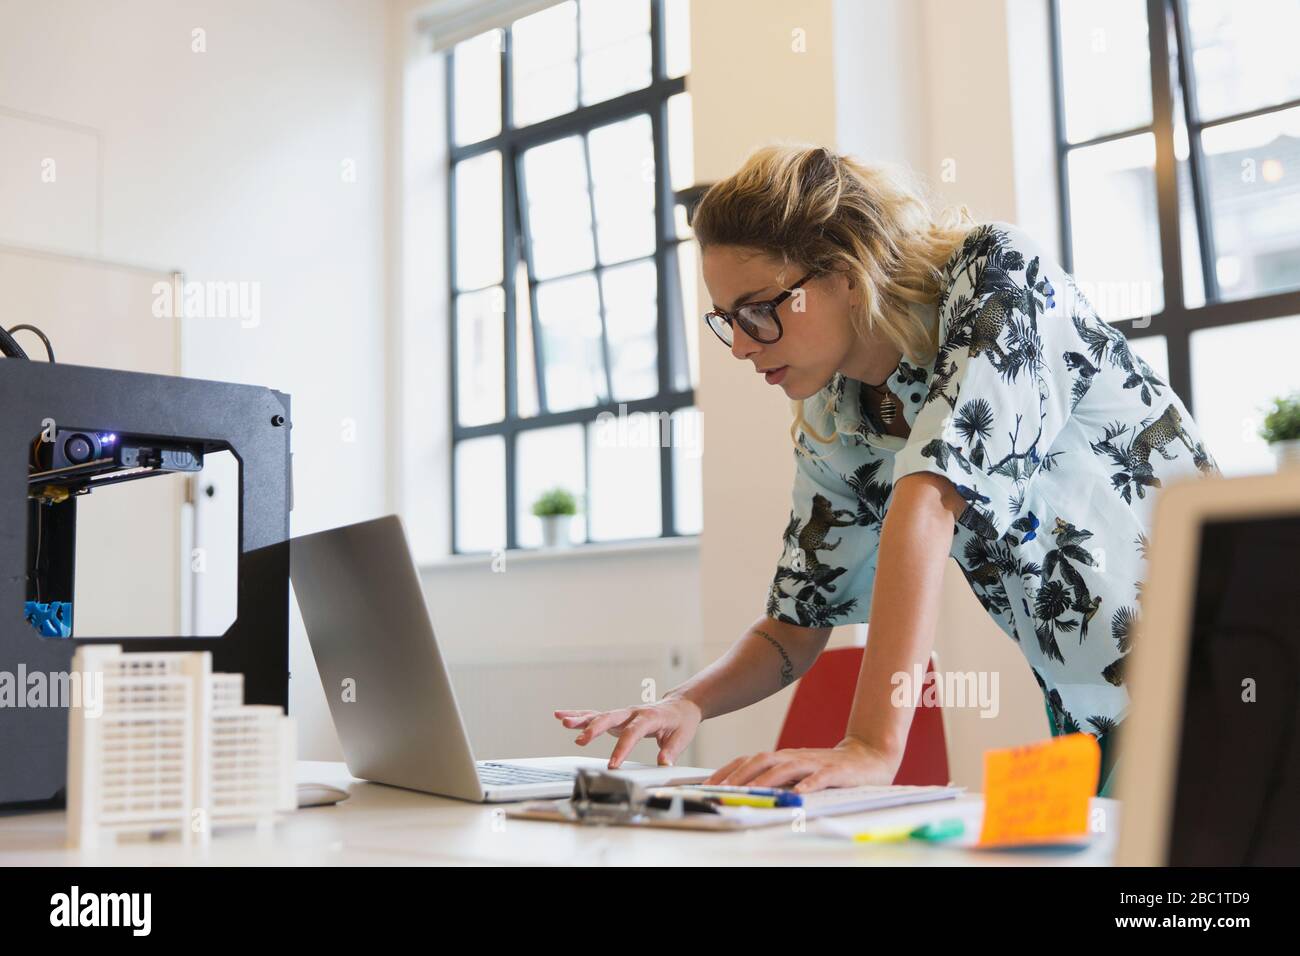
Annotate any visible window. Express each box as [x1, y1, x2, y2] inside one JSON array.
[[447, 0, 700, 552], [1050, 0, 1300, 474]]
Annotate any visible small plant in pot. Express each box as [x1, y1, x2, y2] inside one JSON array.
[[1259, 392, 1300, 470], [532, 487, 580, 548]]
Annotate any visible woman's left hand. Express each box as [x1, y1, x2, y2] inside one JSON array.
[[704, 737, 898, 793]]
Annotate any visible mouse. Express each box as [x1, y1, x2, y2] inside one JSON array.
[[297, 782, 350, 808]]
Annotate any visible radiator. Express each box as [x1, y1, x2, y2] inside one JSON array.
[[445, 643, 695, 767]]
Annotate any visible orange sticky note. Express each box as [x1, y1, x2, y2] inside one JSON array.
[[977, 733, 1100, 848]]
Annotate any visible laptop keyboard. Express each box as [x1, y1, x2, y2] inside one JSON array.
[[476, 761, 576, 786]]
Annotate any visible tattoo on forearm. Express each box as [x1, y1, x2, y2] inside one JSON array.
[[754, 629, 795, 688]]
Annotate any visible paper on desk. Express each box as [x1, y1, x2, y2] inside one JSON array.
[[506, 796, 799, 830], [507, 784, 963, 831]]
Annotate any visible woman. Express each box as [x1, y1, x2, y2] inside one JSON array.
[[554, 144, 1219, 797]]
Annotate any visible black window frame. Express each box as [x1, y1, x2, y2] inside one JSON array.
[[1048, 0, 1300, 415], [446, 0, 698, 554]]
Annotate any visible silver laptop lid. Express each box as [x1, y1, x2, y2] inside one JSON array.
[[290, 515, 484, 800]]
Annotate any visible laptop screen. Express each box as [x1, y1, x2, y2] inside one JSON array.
[[1165, 511, 1300, 865]]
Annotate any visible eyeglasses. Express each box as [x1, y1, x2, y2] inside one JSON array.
[[703, 271, 818, 347]]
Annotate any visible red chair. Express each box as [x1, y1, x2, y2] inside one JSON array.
[[775, 646, 949, 785]]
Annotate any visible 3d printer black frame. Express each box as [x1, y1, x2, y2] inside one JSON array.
[[0, 360, 292, 810]]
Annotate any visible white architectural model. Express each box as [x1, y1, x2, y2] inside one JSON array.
[[67, 644, 295, 848]]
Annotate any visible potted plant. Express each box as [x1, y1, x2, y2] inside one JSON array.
[[531, 487, 579, 548], [1259, 392, 1300, 470]]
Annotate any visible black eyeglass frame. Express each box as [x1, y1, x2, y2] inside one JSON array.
[[703, 270, 819, 346]]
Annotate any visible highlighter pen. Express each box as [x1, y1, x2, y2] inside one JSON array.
[[679, 784, 788, 796], [852, 826, 915, 843], [667, 785, 804, 806], [658, 786, 803, 808], [712, 795, 781, 808], [849, 819, 965, 843], [909, 819, 965, 842]]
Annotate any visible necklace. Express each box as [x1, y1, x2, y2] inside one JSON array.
[[864, 377, 898, 425]]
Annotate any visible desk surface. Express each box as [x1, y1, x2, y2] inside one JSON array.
[[0, 761, 1119, 866]]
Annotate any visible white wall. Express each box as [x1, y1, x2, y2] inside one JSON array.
[[0, 0, 393, 758], [392, 0, 450, 568], [833, 0, 929, 168], [420, 540, 702, 764]]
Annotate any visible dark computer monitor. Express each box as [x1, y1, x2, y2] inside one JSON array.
[[1117, 471, 1300, 865]]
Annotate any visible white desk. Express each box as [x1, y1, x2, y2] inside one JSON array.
[[0, 761, 1119, 866]]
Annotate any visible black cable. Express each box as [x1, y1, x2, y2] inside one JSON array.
[[0, 325, 28, 359], [7, 324, 54, 362]]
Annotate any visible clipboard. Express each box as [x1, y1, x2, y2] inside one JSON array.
[[504, 768, 964, 831]]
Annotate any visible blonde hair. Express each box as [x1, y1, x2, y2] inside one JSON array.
[[691, 143, 976, 446]]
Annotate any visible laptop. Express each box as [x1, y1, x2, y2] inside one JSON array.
[[289, 515, 714, 802], [1115, 468, 1300, 865]]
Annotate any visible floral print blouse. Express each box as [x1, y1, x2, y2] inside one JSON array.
[[767, 220, 1220, 740]]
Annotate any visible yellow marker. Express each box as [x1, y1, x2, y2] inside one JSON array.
[[660, 789, 788, 809], [713, 795, 780, 808], [850, 826, 916, 843]]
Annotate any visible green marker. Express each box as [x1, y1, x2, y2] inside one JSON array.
[[908, 819, 965, 842]]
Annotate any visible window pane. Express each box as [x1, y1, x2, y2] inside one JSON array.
[[1058, 0, 1152, 143], [663, 0, 691, 78], [675, 240, 700, 390], [453, 30, 502, 146], [588, 413, 662, 540], [579, 0, 651, 106], [454, 151, 503, 291], [454, 436, 506, 553], [1190, 314, 1300, 476], [514, 257, 539, 418], [1172, 42, 1206, 309], [1200, 105, 1300, 301], [456, 287, 505, 426], [536, 273, 607, 411], [1185, 0, 1300, 121], [1127, 334, 1169, 384], [588, 114, 656, 265], [1067, 133, 1164, 321], [1176, 157, 1206, 309], [521, 135, 596, 279], [516, 425, 586, 548], [512, 1, 578, 127], [667, 91, 694, 193], [602, 259, 658, 401], [672, 407, 703, 535]]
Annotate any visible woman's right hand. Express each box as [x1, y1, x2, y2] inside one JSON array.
[[553, 695, 703, 769]]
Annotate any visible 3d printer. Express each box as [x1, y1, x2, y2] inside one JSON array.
[[1, 325, 293, 810]]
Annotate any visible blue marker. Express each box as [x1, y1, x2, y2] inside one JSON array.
[[666, 784, 804, 807]]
